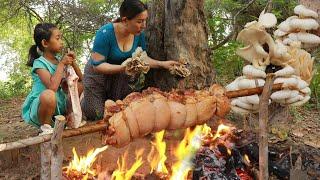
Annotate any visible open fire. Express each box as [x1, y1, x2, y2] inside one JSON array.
[[63, 146, 108, 179], [64, 122, 258, 180]]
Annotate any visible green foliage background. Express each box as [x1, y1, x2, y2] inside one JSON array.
[[0, 0, 319, 108]]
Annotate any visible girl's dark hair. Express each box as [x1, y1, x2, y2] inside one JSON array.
[[114, 0, 148, 23], [27, 23, 57, 67]]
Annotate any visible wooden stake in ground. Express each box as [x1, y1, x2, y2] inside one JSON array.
[[40, 141, 51, 180], [259, 74, 275, 180], [51, 115, 66, 180]]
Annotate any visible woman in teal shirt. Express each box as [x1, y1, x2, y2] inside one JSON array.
[[81, 0, 178, 120]]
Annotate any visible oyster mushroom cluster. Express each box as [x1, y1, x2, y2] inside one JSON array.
[[274, 5, 320, 49], [122, 47, 150, 77], [226, 65, 267, 113], [271, 5, 318, 84], [236, 10, 279, 70], [271, 66, 311, 106], [169, 58, 191, 78], [123, 47, 191, 78], [228, 5, 318, 114]]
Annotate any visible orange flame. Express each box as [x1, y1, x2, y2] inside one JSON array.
[[112, 149, 144, 180], [147, 130, 168, 174], [170, 125, 204, 179], [93, 123, 234, 179], [64, 145, 108, 178], [170, 123, 234, 179], [244, 154, 251, 164], [212, 124, 232, 140]]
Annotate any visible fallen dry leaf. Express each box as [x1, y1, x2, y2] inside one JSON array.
[[291, 129, 304, 138]]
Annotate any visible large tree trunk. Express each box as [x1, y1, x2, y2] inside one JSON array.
[[145, 0, 215, 90]]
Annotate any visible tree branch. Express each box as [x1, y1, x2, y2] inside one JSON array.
[[19, 1, 43, 22], [265, 0, 273, 13], [210, 0, 256, 50]]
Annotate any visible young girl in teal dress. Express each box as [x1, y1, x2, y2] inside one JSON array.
[[22, 23, 83, 128]]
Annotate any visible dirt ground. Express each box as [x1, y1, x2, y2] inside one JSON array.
[[0, 97, 319, 179]]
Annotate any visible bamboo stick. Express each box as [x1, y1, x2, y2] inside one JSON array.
[[259, 74, 275, 180], [0, 122, 107, 152], [51, 115, 66, 180]]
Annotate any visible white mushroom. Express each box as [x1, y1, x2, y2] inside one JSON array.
[[294, 5, 318, 19], [231, 98, 258, 111], [288, 32, 320, 44], [272, 39, 291, 66], [290, 95, 310, 107], [242, 65, 267, 78], [231, 105, 251, 114], [300, 87, 311, 95], [274, 65, 295, 77], [289, 18, 319, 31], [225, 76, 245, 91], [302, 43, 319, 49], [286, 95, 304, 104], [259, 10, 277, 28], [236, 24, 276, 69], [271, 90, 299, 101], [246, 95, 260, 105], [278, 16, 298, 32], [295, 77, 309, 89], [274, 29, 288, 38], [236, 46, 269, 69], [238, 78, 265, 89], [274, 77, 298, 87], [282, 37, 297, 46]]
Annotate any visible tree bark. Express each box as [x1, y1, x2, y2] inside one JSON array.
[[145, 0, 215, 90], [51, 115, 66, 180]]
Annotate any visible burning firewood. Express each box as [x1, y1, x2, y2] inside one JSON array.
[[63, 145, 109, 180]]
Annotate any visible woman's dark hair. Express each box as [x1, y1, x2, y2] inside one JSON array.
[[27, 23, 57, 67], [114, 0, 148, 22]]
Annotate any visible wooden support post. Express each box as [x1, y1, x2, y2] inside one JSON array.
[[51, 115, 66, 180], [41, 142, 51, 180], [259, 74, 275, 180]]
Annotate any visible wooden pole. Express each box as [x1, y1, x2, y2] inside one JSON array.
[[40, 142, 51, 180], [259, 74, 275, 180], [51, 115, 66, 180], [0, 122, 107, 152]]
